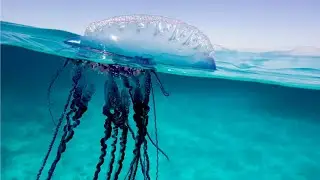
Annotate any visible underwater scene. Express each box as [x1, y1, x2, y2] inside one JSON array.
[[1, 14, 320, 180]]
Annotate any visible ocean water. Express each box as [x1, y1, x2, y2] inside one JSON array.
[[1, 21, 320, 180]]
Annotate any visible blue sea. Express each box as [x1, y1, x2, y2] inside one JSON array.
[[1, 21, 320, 180]]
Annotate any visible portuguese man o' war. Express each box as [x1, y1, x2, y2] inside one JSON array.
[[36, 14, 216, 180]]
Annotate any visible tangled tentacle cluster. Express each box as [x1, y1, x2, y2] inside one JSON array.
[[126, 72, 152, 180], [113, 89, 131, 180], [94, 77, 132, 180], [39, 58, 170, 180]]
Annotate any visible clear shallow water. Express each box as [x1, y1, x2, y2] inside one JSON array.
[[1, 21, 320, 180], [1, 21, 320, 90]]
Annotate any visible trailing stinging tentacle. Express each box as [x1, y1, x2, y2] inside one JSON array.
[[143, 140, 151, 180], [47, 59, 70, 126], [46, 67, 83, 180], [93, 114, 112, 180], [114, 127, 128, 180], [106, 126, 119, 180], [36, 85, 73, 180]]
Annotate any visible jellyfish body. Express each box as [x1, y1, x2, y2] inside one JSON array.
[[37, 14, 216, 180]]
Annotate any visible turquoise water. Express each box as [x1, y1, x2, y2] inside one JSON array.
[[1, 21, 320, 180]]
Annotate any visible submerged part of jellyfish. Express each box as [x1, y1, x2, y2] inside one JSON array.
[[36, 14, 216, 180]]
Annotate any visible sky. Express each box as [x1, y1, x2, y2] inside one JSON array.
[[1, 0, 320, 51]]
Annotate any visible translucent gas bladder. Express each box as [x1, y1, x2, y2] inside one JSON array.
[[82, 14, 216, 71]]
